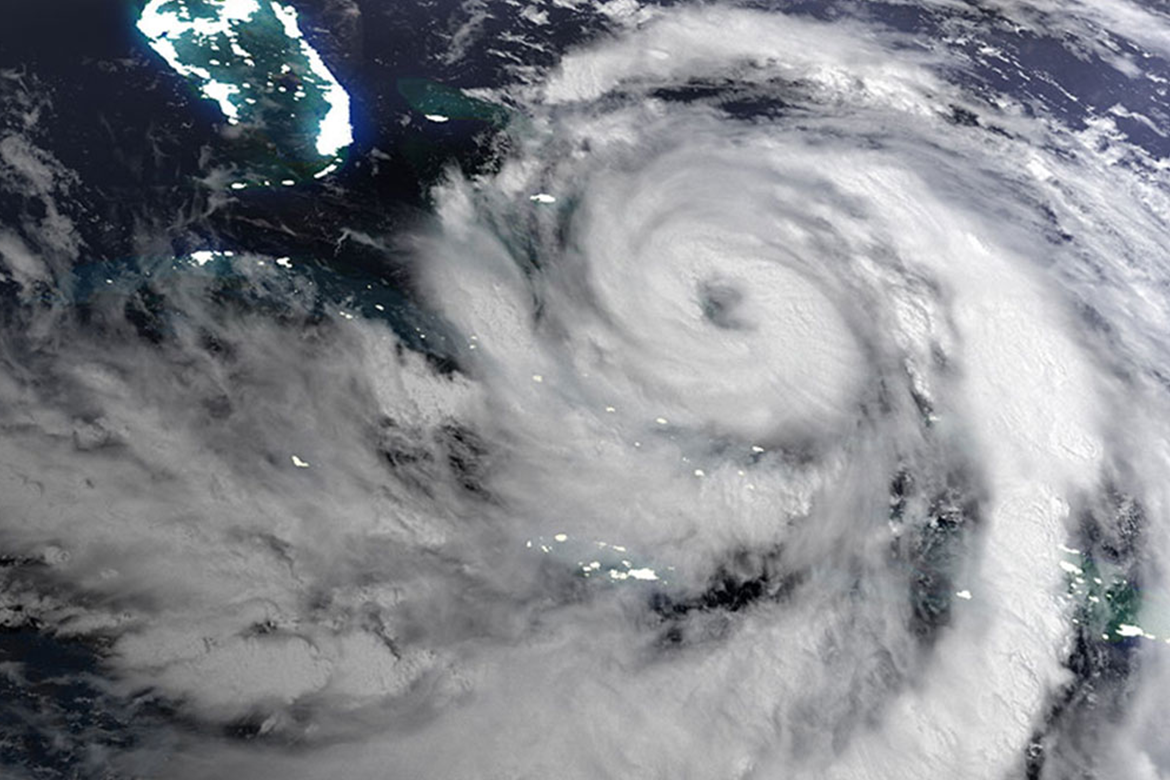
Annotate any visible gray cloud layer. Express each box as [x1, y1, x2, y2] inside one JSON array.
[[3, 2, 1170, 778]]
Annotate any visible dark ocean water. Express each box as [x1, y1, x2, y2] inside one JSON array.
[[4, 1, 1170, 778]]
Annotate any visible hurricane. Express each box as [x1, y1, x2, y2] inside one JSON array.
[[2, 1, 1170, 778]]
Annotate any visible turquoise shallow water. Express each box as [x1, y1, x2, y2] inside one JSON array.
[[3, 1, 1170, 778]]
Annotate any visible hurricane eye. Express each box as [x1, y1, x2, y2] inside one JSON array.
[[699, 280, 749, 330]]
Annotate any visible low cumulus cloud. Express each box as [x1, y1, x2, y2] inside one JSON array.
[[3, 3, 1170, 779]]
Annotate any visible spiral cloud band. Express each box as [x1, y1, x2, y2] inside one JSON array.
[[3, 0, 1170, 778]]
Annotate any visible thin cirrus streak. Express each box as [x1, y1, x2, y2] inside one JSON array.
[[1, 1, 1170, 779]]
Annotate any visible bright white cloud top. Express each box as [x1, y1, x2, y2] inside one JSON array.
[[3, 0, 1170, 778]]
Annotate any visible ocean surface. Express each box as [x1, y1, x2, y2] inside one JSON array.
[[3, 1, 1170, 778]]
